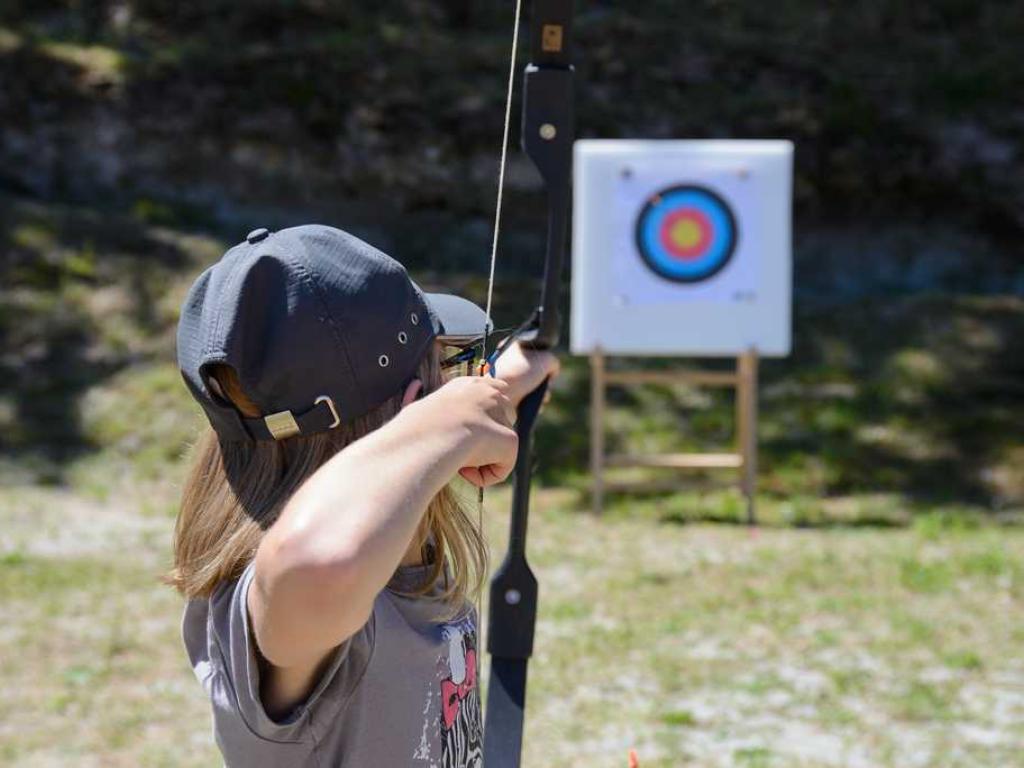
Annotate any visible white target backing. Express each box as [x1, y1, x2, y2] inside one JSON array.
[[571, 139, 793, 357]]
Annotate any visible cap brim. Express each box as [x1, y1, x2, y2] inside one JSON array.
[[423, 292, 491, 344]]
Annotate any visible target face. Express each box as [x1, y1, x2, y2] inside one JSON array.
[[634, 185, 738, 283]]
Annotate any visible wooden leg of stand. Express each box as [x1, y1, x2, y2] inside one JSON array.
[[738, 349, 759, 525], [590, 350, 606, 515], [736, 354, 748, 522]]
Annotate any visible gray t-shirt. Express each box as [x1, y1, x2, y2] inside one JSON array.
[[183, 561, 483, 767]]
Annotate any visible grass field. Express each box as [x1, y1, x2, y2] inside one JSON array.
[[2, 471, 1022, 767]]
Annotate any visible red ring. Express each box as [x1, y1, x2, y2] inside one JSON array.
[[659, 208, 712, 261]]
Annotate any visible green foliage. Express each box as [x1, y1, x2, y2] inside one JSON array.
[[895, 681, 956, 722], [131, 199, 177, 227], [899, 557, 954, 594], [0, 4, 1022, 516], [540, 295, 1024, 514], [659, 709, 698, 727], [734, 747, 776, 767], [944, 650, 984, 671], [1, 0, 1022, 246]]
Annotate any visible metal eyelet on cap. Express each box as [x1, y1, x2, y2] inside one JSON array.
[[410, 313, 419, 325], [378, 354, 390, 367], [398, 331, 408, 344]]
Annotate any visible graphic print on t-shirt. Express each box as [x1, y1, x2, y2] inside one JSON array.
[[439, 616, 482, 768]]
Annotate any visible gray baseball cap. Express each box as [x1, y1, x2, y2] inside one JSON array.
[[176, 224, 489, 442]]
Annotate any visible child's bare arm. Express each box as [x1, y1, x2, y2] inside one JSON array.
[[247, 376, 516, 714], [491, 340, 560, 404]]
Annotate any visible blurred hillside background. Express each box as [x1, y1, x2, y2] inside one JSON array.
[[1, 2, 1022, 766], [2, 0, 1023, 508]]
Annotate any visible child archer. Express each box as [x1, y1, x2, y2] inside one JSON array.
[[170, 224, 558, 767]]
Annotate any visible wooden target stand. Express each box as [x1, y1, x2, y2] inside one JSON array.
[[589, 348, 759, 523]]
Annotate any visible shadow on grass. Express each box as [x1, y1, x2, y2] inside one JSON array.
[[0, 193, 194, 482]]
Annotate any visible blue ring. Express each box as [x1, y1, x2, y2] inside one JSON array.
[[634, 185, 738, 283]]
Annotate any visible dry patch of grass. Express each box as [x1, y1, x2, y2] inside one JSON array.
[[1, 481, 1022, 767], [486, 493, 1024, 767], [0, 491, 215, 767]]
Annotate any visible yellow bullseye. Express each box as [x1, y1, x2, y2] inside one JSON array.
[[669, 218, 702, 250]]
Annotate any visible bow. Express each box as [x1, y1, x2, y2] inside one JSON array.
[[482, 1, 575, 765]]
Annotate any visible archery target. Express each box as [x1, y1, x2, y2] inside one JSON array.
[[635, 185, 738, 283], [571, 140, 793, 357]]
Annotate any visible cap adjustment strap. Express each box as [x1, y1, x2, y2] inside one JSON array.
[[242, 395, 342, 441], [264, 410, 300, 440]]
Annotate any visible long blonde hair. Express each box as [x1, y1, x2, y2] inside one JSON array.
[[167, 343, 486, 616]]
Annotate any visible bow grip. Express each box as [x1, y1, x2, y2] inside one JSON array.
[[487, 375, 548, 660]]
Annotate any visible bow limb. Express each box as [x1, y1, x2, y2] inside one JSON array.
[[483, 1, 575, 765]]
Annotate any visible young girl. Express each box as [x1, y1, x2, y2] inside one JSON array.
[[169, 224, 558, 767]]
